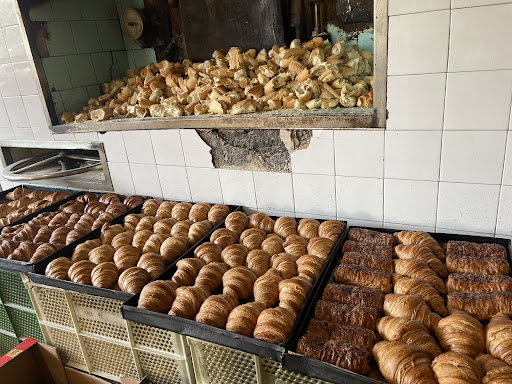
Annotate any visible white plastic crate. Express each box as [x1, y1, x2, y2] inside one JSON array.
[[261, 358, 332, 384]]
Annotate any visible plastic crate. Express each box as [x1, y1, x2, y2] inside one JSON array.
[[0, 331, 19, 355], [42, 324, 88, 370], [29, 284, 74, 328], [135, 349, 195, 384], [5, 305, 44, 341], [129, 321, 189, 357], [0, 270, 32, 308], [0, 304, 15, 334], [260, 358, 331, 384]]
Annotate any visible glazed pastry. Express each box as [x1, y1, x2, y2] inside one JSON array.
[[221, 244, 249, 268], [476, 353, 512, 383], [253, 306, 296, 344], [334, 263, 391, 293], [71, 239, 101, 262], [377, 316, 441, 360], [155, 201, 176, 219], [89, 244, 115, 264], [226, 302, 266, 337], [394, 231, 445, 262], [113, 245, 141, 273], [169, 286, 210, 319], [373, 341, 436, 384], [348, 228, 394, 247], [45, 257, 73, 280], [297, 218, 320, 240], [393, 274, 448, 317], [447, 240, 508, 260], [447, 273, 512, 293], [383, 294, 441, 334], [305, 319, 374, 352], [132, 230, 154, 251], [118, 267, 150, 293], [274, 216, 297, 238], [394, 244, 448, 279], [189, 203, 211, 222], [246, 249, 271, 277], [211, 228, 238, 249], [394, 259, 447, 296], [194, 262, 228, 292], [278, 276, 312, 314], [207, 204, 230, 226], [172, 258, 206, 286], [222, 266, 257, 300], [123, 195, 145, 209], [253, 268, 282, 308], [270, 253, 299, 279], [261, 234, 285, 256], [195, 294, 238, 328], [315, 300, 378, 331], [341, 251, 393, 273], [170, 221, 191, 240], [224, 211, 249, 236], [138, 280, 177, 313], [137, 253, 165, 279], [239, 228, 266, 250], [153, 218, 178, 235], [322, 283, 384, 312], [282, 234, 308, 257], [249, 212, 275, 233], [188, 220, 213, 245], [447, 292, 512, 321], [435, 310, 485, 358], [141, 199, 163, 216], [342, 240, 393, 259], [306, 237, 334, 260], [486, 314, 512, 366], [30, 243, 57, 263], [194, 242, 222, 264], [160, 236, 189, 264], [171, 202, 193, 221], [296, 254, 324, 283], [91, 262, 118, 288], [432, 352, 482, 384], [446, 254, 510, 276], [142, 233, 168, 254], [99, 193, 121, 205], [135, 216, 159, 232], [68, 260, 95, 285]]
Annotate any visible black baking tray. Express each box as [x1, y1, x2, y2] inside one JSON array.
[[29, 203, 241, 301], [282, 225, 512, 384], [121, 216, 348, 362], [0, 185, 83, 272]]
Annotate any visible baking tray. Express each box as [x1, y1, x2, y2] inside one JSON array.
[[29, 204, 241, 301], [282, 225, 512, 384], [0, 185, 83, 272], [121, 217, 348, 362]]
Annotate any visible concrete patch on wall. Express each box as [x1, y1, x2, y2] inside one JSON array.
[[327, 23, 374, 54]]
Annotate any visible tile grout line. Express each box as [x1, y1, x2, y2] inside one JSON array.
[[389, 69, 512, 77], [389, 2, 512, 18], [332, 130, 338, 219], [177, 129, 193, 201], [251, 170, 259, 211]]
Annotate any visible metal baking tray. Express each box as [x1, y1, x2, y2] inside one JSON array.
[[121, 217, 348, 362], [29, 203, 241, 301], [282, 225, 512, 384]]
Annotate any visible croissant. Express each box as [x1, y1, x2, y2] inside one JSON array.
[[211, 228, 238, 249], [123, 195, 145, 210], [123, 213, 145, 232], [315, 300, 378, 330], [261, 234, 285, 256], [283, 234, 309, 257], [118, 267, 150, 293], [106, 202, 128, 217], [153, 218, 177, 235], [88, 244, 115, 264], [32, 227, 53, 244], [6, 187, 30, 200], [65, 213, 81, 228], [224, 211, 249, 236], [155, 201, 176, 219], [8, 242, 39, 261], [279, 276, 312, 314], [246, 249, 271, 277], [221, 244, 249, 268], [195, 294, 238, 328], [138, 280, 177, 313], [0, 240, 19, 258], [132, 230, 154, 251], [76, 192, 98, 204], [68, 260, 95, 285], [305, 319, 375, 352], [394, 231, 445, 262], [113, 245, 141, 273], [447, 240, 508, 260], [91, 212, 114, 230], [377, 316, 441, 360], [99, 193, 121, 205], [189, 203, 211, 222], [476, 354, 512, 384], [207, 204, 230, 226], [270, 253, 299, 279], [322, 283, 384, 312], [30, 243, 57, 263], [137, 253, 165, 279], [297, 219, 320, 240], [71, 239, 101, 262], [253, 306, 296, 344], [172, 258, 205, 286], [45, 257, 73, 280], [394, 244, 448, 279], [296, 254, 324, 282], [486, 314, 512, 366], [446, 254, 510, 276], [334, 263, 391, 293], [74, 214, 96, 231], [142, 233, 168, 254], [195, 262, 228, 292], [306, 237, 334, 260], [393, 274, 448, 316], [84, 201, 106, 216], [169, 286, 210, 319], [373, 341, 436, 384], [274, 216, 297, 238], [226, 302, 266, 337], [48, 212, 71, 227], [61, 202, 85, 214], [341, 251, 393, 273], [91, 262, 118, 288], [239, 228, 266, 250], [49, 227, 72, 245], [194, 242, 222, 264], [348, 228, 394, 247], [432, 352, 482, 384], [135, 216, 159, 232], [141, 199, 163, 216], [253, 268, 282, 308], [435, 310, 485, 358], [101, 223, 124, 245], [170, 221, 191, 240], [171, 202, 193, 221], [160, 236, 189, 264], [111, 231, 135, 250], [447, 273, 512, 293], [188, 220, 213, 245], [383, 294, 441, 334], [222, 266, 257, 300], [249, 213, 275, 233], [447, 292, 512, 321], [394, 259, 447, 296]]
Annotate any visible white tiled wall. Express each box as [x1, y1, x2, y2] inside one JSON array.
[[1, 0, 512, 240]]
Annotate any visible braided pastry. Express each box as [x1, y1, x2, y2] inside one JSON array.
[[153, 218, 177, 235], [271, 253, 299, 279], [249, 213, 275, 233], [91, 262, 118, 288], [30, 243, 57, 263], [226, 302, 266, 337], [211, 228, 238, 249], [68, 260, 95, 285], [189, 203, 211, 222], [221, 244, 249, 268], [76, 192, 98, 203], [172, 258, 206, 286], [114, 245, 141, 273], [246, 249, 271, 277], [155, 201, 177, 219], [119, 267, 150, 293], [307, 237, 334, 260], [123, 195, 145, 210], [66, 229, 89, 245], [106, 202, 128, 216], [169, 286, 210, 319], [135, 216, 159, 232], [436, 310, 485, 358], [91, 212, 114, 230], [172, 202, 193, 221], [222, 266, 257, 300], [99, 193, 121, 205], [208, 204, 230, 226], [279, 276, 312, 314], [254, 306, 296, 344], [194, 242, 222, 264], [224, 211, 249, 236], [274, 216, 297, 238], [137, 253, 165, 279], [261, 234, 285, 256], [296, 254, 324, 282], [239, 228, 266, 250], [170, 221, 191, 240], [111, 231, 135, 250], [189, 220, 213, 245], [138, 280, 177, 313], [254, 268, 282, 308], [9, 242, 39, 261], [395, 244, 448, 279], [283, 234, 308, 257], [393, 274, 448, 317], [394, 230, 445, 262], [142, 199, 163, 216], [84, 201, 106, 216], [196, 294, 238, 328], [89, 244, 115, 264], [123, 213, 145, 231], [195, 262, 228, 292], [160, 236, 189, 264], [142, 233, 168, 254], [132, 229, 153, 251], [46, 257, 73, 280]]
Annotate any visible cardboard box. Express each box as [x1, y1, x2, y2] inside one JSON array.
[[0, 338, 150, 384]]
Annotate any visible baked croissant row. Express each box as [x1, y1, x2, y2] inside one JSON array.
[[383, 294, 441, 334], [432, 352, 482, 384], [394, 230, 446, 262]]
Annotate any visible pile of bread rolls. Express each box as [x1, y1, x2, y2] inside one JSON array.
[[45, 200, 231, 294], [137, 211, 345, 345], [60, 38, 374, 124], [0, 192, 143, 263], [0, 187, 71, 227]]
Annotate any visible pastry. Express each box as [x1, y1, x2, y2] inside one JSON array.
[[224, 211, 249, 236], [138, 280, 177, 313], [160, 236, 189, 264], [194, 262, 228, 292], [246, 249, 271, 277], [447, 292, 512, 321], [88, 245, 115, 264], [113, 245, 141, 273], [111, 231, 135, 250], [211, 228, 238, 249], [45, 257, 73, 280], [446, 254, 510, 276], [155, 201, 176, 219], [132, 230, 154, 251], [142, 233, 168, 254], [153, 218, 178, 235], [141, 199, 163, 216], [123, 214, 145, 232], [394, 231, 445, 262], [393, 274, 448, 317], [394, 244, 448, 279], [188, 220, 213, 245], [118, 267, 150, 293], [297, 218, 320, 240], [334, 263, 391, 293], [68, 260, 95, 285], [318, 220, 345, 242], [447, 273, 512, 293], [283, 234, 308, 257], [270, 253, 299, 279], [222, 266, 257, 300], [342, 240, 393, 259], [91, 262, 118, 288], [135, 216, 159, 232], [261, 234, 285, 256], [348, 228, 394, 247], [137, 253, 165, 280], [435, 310, 485, 358], [221, 244, 249, 268], [432, 352, 482, 384], [253, 268, 282, 308], [305, 319, 374, 352], [253, 306, 296, 344], [170, 221, 191, 240], [274, 216, 297, 238], [486, 314, 512, 366], [249, 213, 275, 233], [447, 241, 508, 260], [123, 195, 145, 210], [169, 286, 210, 319], [322, 283, 384, 312], [207, 204, 230, 226], [279, 276, 312, 314], [341, 251, 393, 273], [315, 300, 378, 331], [195, 294, 238, 328], [476, 353, 512, 383], [394, 259, 447, 296], [30, 243, 57, 263], [189, 203, 211, 222], [226, 302, 266, 337], [71, 239, 101, 262], [239, 228, 266, 250], [171, 202, 193, 221], [306, 237, 334, 260], [383, 294, 441, 334], [172, 258, 205, 287], [99, 193, 121, 205], [194, 242, 222, 264], [296, 254, 324, 282]]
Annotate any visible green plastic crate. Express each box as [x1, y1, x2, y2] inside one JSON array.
[[0, 270, 32, 308], [0, 304, 15, 335], [6, 306, 44, 342], [0, 331, 19, 356]]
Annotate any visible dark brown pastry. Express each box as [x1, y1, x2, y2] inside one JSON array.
[[447, 292, 512, 321], [348, 228, 394, 247], [68, 260, 95, 285], [342, 240, 393, 259], [315, 300, 378, 331], [447, 240, 508, 260], [447, 273, 512, 293], [322, 283, 384, 312], [195, 294, 238, 328], [45, 257, 73, 280], [341, 251, 393, 273], [334, 263, 391, 293], [446, 254, 510, 276], [306, 319, 374, 352]]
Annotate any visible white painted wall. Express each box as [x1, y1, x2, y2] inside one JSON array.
[[0, 0, 511, 240]]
